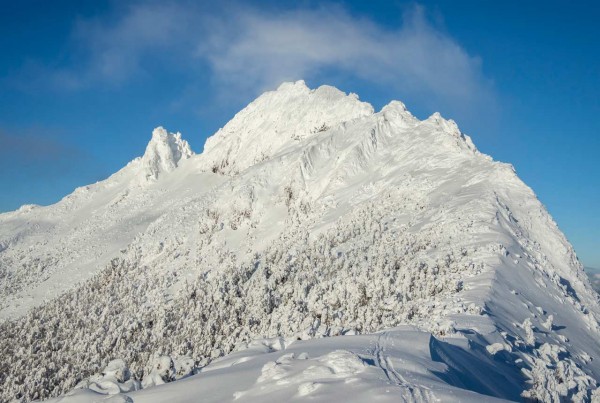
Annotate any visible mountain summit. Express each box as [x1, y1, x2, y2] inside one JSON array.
[[201, 80, 374, 174], [1, 83, 599, 402]]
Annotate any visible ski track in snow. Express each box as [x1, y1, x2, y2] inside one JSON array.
[[372, 331, 436, 402]]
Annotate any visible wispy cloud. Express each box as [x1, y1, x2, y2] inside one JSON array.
[[200, 4, 492, 107], [11, 2, 493, 111], [47, 2, 197, 89], [0, 128, 83, 175]]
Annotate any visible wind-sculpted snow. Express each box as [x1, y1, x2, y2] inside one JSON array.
[[1, 82, 599, 402], [142, 127, 194, 181]]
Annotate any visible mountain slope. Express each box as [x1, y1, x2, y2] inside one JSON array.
[[1, 81, 599, 402], [0, 126, 201, 320]]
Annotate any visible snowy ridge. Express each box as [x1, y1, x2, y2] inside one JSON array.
[[1, 82, 599, 402]]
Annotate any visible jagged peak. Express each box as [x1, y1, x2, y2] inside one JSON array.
[[425, 112, 460, 135], [198, 81, 486, 176], [380, 100, 418, 126], [275, 80, 310, 93], [141, 127, 194, 180], [201, 81, 374, 174], [422, 111, 478, 152]]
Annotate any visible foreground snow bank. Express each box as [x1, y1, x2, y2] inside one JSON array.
[[50, 327, 522, 402], [54, 326, 598, 403]]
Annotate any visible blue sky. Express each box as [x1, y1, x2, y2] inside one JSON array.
[[0, 0, 598, 268]]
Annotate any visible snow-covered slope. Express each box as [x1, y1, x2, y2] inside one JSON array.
[[1, 81, 599, 402], [0, 126, 201, 320]]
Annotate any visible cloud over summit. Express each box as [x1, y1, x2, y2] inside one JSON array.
[[12, 2, 493, 114], [200, 5, 491, 106]]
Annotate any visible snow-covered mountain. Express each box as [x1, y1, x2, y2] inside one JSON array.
[[1, 81, 599, 402]]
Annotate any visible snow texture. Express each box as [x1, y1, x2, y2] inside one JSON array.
[[1, 81, 600, 402]]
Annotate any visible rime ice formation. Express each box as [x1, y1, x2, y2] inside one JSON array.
[[142, 127, 194, 180], [1, 81, 599, 403]]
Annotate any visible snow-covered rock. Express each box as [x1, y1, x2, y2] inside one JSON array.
[[73, 359, 140, 395], [141, 356, 176, 388], [142, 127, 194, 181]]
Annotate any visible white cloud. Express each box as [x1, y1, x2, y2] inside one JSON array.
[[198, 4, 492, 107], [45, 2, 197, 89], [24, 2, 493, 110]]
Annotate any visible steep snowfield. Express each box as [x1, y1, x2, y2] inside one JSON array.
[[1, 81, 599, 402]]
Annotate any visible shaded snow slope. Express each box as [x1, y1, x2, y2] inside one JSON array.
[[1, 82, 599, 402]]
